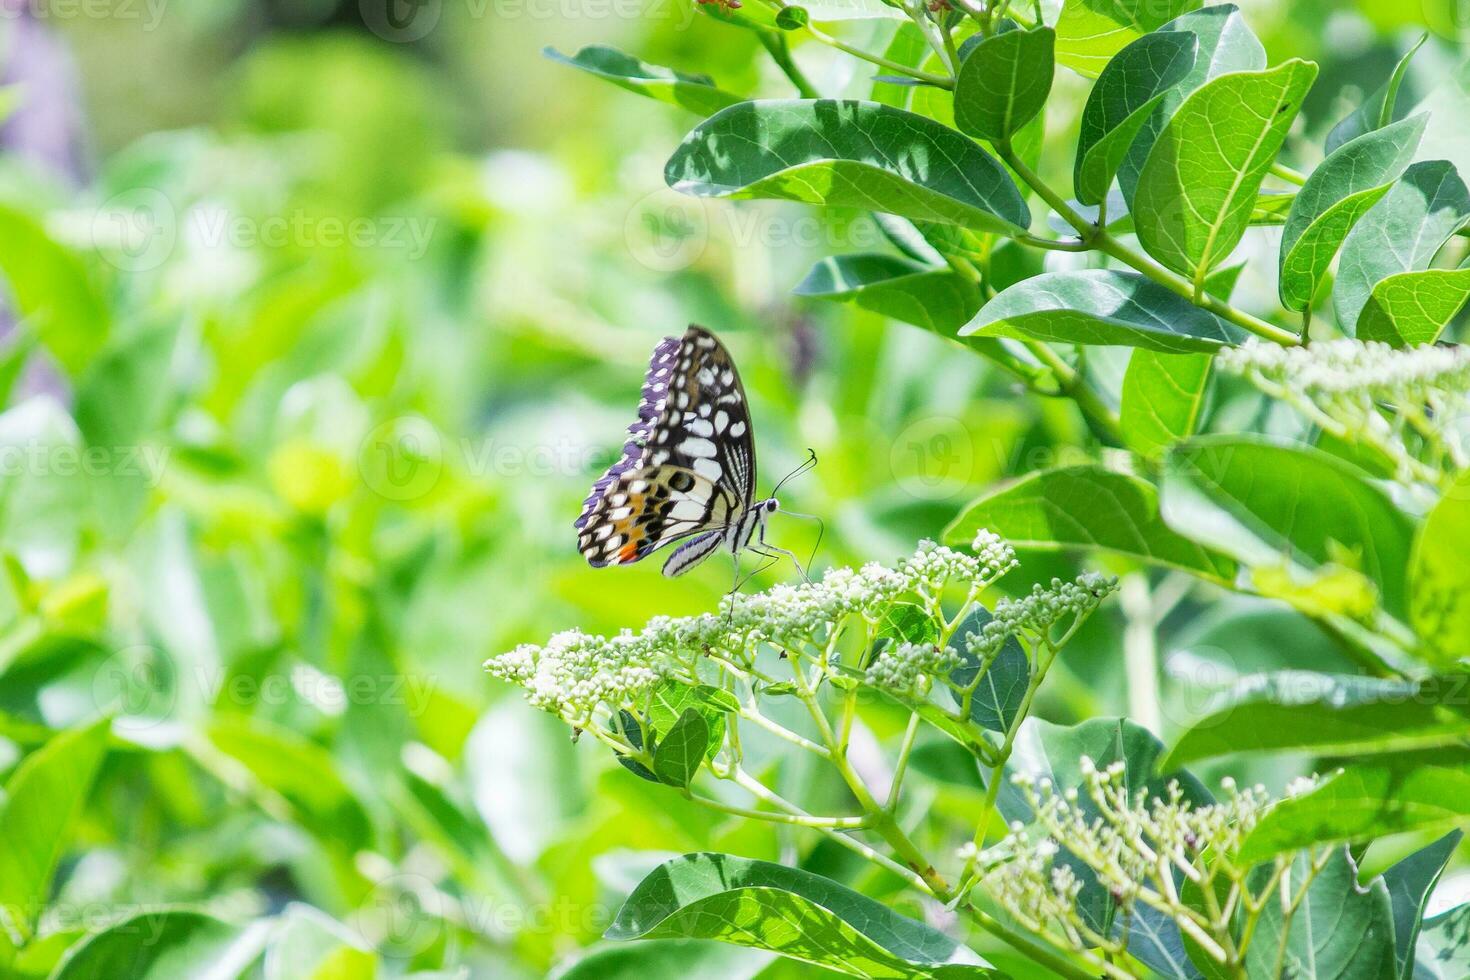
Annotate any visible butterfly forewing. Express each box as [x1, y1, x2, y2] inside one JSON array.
[[576, 326, 758, 568]]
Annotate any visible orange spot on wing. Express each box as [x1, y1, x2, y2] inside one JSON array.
[[618, 541, 640, 562]]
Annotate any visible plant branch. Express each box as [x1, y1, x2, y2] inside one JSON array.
[[758, 31, 821, 98], [994, 141, 1302, 347]]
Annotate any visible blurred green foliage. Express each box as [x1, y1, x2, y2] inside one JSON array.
[[0, 1, 1462, 977]]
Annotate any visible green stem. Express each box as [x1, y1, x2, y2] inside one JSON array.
[[995, 141, 1302, 348], [1269, 162, 1307, 186], [774, 2, 955, 88], [1025, 341, 1125, 444], [758, 31, 821, 98], [685, 788, 868, 828], [963, 906, 1115, 980]]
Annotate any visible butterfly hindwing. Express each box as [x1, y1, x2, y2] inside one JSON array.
[[576, 465, 729, 567]]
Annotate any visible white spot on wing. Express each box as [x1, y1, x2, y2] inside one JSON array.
[[678, 437, 718, 457]]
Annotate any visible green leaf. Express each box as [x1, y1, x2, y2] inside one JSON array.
[[1357, 268, 1470, 347], [1000, 718, 1210, 974], [1119, 5, 1268, 203], [606, 852, 999, 977], [794, 254, 981, 333], [207, 715, 372, 851], [960, 270, 1244, 352], [1120, 351, 1212, 457], [1134, 59, 1318, 281], [543, 46, 743, 116], [1054, 0, 1203, 77], [649, 680, 729, 760], [1073, 30, 1198, 206], [876, 602, 940, 647], [1161, 436, 1416, 618], [652, 708, 709, 788], [617, 710, 660, 784], [1241, 847, 1398, 980], [1410, 471, 1470, 666], [0, 719, 110, 956], [774, 6, 809, 29], [665, 100, 1030, 234], [943, 464, 1236, 580], [1334, 161, 1470, 332], [52, 911, 266, 980], [954, 27, 1055, 142], [0, 204, 112, 377], [1415, 904, 1470, 979], [266, 904, 376, 980], [557, 940, 771, 980], [1239, 759, 1470, 864], [1160, 672, 1470, 770], [1325, 33, 1429, 155], [1278, 115, 1427, 311], [1384, 832, 1461, 979], [946, 606, 1029, 733]]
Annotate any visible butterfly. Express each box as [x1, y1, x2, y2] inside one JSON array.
[[575, 325, 810, 578]]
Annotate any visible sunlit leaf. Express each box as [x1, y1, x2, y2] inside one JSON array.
[[1073, 30, 1198, 206], [944, 465, 1236, 580], [652, 708, 708, 788], [52, 911, 266, 980], [544, 46, 743, 116], [1357, 268, 1470, 347], [1239, 848, 1397, 980], [1135, 60, 1318, 281], [1161, 436, 1415, 617], [1410, 471, 1470, 666], [960, 270, 1243, 352], [266, 904, 377, 980], [1054, 0, 1202, 77], [665, 100, 1030, 234], [0, 719, 110, 955], [954, 27, 1055, 142], [1239, 759, 1470, 863], [794, 254, 981, 333], [1325, 33, 1429, 154], [607, 853, 999, 977], [1278, 115, 1427, 311], [0, 204, 111, 377], [1334, 160, 1470, 333], [1118, 4, 1267, 201], [1119, 351, 1212, 457], [1161, 672, 1470, 770]]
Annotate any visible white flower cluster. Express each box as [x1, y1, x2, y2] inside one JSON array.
[[966, 572, 1117, 661], [1218, 339, 1470, 482], [900, 534, 1020, 594], [486, 628, 672, 722], [981, 758, 1273, 953], [486, 538, 1020, 720], [865, 641, 963, 697], [1218, 338, 1470, 399], [867, 570, 1116, 698]]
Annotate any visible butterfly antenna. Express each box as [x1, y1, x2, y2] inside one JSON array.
[[770, 448, 818, 499]]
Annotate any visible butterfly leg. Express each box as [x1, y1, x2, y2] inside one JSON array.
[[750, 527, 811, 584]]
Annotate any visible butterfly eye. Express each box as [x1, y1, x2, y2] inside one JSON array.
[[765, 499, 779, 513]]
